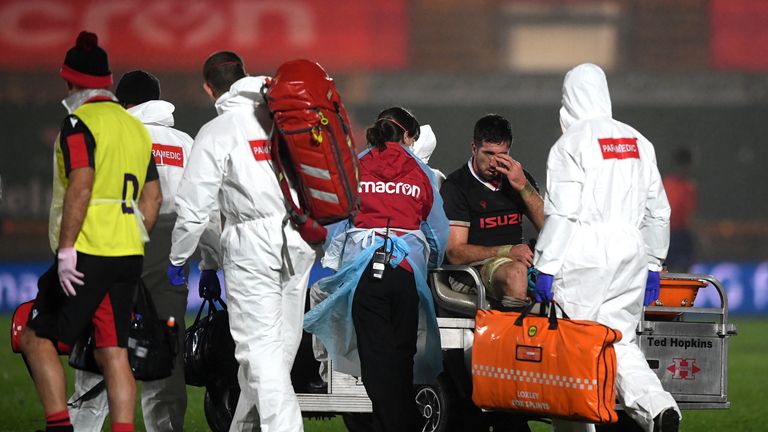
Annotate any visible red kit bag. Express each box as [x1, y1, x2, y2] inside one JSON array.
[[263, 59, 359, 245], [11, 300, 71, 354], [472, 303, 621, 424]]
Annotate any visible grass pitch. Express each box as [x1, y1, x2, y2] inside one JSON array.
[[1, 317, 764, 431]]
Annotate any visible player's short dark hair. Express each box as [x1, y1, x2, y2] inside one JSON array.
[[473, 114, 513, 146], [203, 51, 246, 96]]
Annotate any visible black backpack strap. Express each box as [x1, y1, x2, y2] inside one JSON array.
[[281, 215, 296, 277], [67, 379, 106, 408]]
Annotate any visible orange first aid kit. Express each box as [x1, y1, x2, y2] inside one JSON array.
[[472, 304, 621, 423]]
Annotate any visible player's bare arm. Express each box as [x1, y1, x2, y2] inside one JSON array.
[[493, 154, 544, 230], [138, 179, 162, 234], [446, 224, 522, 264], [59, 167, 93, 248]]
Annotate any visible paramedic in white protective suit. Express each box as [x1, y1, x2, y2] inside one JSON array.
[[167, 51, 315, 432], [69, 70, 220, 431], [532, 63, 680, 432]]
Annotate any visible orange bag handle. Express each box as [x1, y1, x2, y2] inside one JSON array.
[[513, 301, 570, 329]]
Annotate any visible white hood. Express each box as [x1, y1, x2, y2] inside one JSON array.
[[215, 75, 269, 115], [559, 63, 612, 132], [127, 100, 175, 127], [412, 124, 437, 164]]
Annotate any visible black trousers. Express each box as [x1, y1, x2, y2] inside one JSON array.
[[352, 260, 420, 432]]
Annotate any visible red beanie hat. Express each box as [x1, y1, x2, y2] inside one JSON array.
[[59, 31, 112, 88]]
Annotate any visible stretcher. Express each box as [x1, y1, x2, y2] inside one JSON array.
[[639, 273, 736, 410], [428, 267, 736, 409], [290, 267, 736, 431]]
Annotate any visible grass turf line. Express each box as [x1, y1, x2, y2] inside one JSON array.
[[0, 316, 764, 431]]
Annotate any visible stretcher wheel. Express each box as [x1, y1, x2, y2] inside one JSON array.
[[414, 374, 455, 432]]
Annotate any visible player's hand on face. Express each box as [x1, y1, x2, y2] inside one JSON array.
[[493, 154, 526, 190], [507, 244, 533, 267]]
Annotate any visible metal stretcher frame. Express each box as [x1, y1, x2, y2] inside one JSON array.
[[640, 273, 736, 410], [295, 268, 735, 415], [429, 267, 736, 410]]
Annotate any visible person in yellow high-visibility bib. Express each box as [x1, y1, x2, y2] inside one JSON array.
[[20, 31, 162, 432]]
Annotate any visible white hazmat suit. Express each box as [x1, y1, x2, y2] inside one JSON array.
[[412, 124, 446, 187], [170, 76, 315, 432], [68, 99, 215, 432], [533, 64, 677, 432]]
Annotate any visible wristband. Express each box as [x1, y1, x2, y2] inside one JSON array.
[[520, 181, 535, 199]]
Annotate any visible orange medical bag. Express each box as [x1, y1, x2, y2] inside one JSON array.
[[472, 304, 621, 423]]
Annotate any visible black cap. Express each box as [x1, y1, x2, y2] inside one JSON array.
[[116, 70, 161, 105], [59, 31, 112, 88]]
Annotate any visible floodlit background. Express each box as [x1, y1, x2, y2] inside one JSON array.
[[1, 0, 766, 314], [0, 1, 766, 430]]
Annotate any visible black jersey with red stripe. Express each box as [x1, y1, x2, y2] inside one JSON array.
[[59, 114, 96, 175], [440, 162, 538, 247], [59, 103, 159, 181]]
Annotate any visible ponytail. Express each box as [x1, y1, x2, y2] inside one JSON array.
[[365, 106, 420, 150]]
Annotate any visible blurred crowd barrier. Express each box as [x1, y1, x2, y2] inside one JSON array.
[[0, 260, 764, 314]]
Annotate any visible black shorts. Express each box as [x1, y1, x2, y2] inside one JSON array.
[[27, 253, 142, 348]]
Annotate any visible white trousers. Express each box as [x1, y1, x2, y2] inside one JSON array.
[[223, 218, 315, 432], [550, 228, 680, 432]]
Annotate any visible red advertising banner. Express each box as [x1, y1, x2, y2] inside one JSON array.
[[711, 0, 768, 71], [0, 0, 407, 72]]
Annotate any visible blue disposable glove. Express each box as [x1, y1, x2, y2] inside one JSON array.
[[167, 264, 185, 286], [534, 272, 554, 303], [199, 269, 221, 300], [644, 270, 661, 306]]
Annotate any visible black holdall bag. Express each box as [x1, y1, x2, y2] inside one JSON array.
[[69, 279, 178, 381], [185, 296, 238, 387], [128, 279, 178, 380], [68, 328, 100, 374]]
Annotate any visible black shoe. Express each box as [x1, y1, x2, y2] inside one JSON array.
[[653, 408, 680, 432], [306, 377, 328, 394]]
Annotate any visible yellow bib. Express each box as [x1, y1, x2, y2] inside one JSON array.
[[55, 101, 153, 256]]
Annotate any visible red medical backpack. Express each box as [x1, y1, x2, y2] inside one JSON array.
[[263, 59, 359, 245]]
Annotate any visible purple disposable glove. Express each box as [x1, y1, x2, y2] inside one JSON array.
[[534, 272, 554, 303], [644, 270, 661, 306], [167, 263, 185, 286]]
